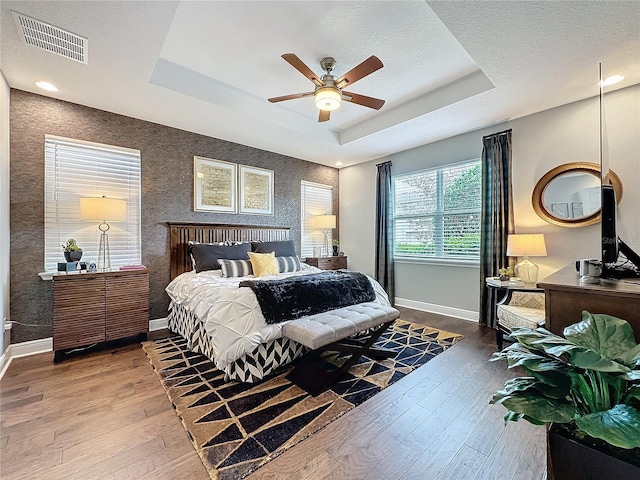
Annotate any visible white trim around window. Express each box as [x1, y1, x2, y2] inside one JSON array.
[[44, 135, 142, 272]]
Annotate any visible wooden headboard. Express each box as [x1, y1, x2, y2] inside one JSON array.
[[168, 222, 290, 279]]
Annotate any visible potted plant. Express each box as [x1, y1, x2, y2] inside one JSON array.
[[490, 311, 640, 479], [498, 266, 514, 281], [62, 238, 83, 262], [332, 239, 339, 257]]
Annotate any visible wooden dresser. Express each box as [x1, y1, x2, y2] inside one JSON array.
[[53, 268, 149, 361], [538, 264, 640, 341], [304, 256, 348, 270]]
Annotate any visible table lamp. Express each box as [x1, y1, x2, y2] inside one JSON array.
[[314, 214, 336, 257], [80, 196, 127, 270], [507, 234, 547, 285]]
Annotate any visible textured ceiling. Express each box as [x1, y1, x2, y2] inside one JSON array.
[[1, 1, 638, 168]]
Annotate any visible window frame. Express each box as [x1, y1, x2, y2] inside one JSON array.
[[300, 180, 333, 258], [43, 135, 142, 273], [393, 159, 482, 265]]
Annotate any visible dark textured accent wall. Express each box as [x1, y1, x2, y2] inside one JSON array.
[[9, 89, 339, 343]]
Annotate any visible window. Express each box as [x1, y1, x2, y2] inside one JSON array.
[[393, 160, 481, 261], [44, 135, 141, 271], [300, 181, 333, 258]]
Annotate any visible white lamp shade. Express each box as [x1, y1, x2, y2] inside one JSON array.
[[80, 197, 127, 222], [314, 214, 336, 229], [507, 234, 547, 257], [314, 87, 341, 111]]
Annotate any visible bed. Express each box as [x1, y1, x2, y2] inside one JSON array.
[[165, 222, 397, 383]]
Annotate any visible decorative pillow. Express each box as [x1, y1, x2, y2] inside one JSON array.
[[218, 259, 253, 278], [187, 240, 247, 270], [277, 255, 301, 273], [251, 240, 296, 257], [248, 251, 279, 277], [190, 243, 251, 273]]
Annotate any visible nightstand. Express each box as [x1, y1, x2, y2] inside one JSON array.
[[304, 256, 348, 270], [52, 268, 149, 361]]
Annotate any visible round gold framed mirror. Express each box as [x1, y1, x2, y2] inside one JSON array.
[[532, 162, 623, 228]]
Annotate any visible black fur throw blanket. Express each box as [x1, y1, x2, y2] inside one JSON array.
[[239, 270, 376, 324]]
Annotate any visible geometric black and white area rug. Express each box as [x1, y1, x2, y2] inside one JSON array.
[[143, 319, 463, 480]]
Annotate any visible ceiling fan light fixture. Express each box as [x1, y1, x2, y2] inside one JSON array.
[[315, 86, 341, 111]]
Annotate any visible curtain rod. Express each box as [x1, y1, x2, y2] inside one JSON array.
[[482, 129, 512, 139], [376, 161, 392, 167]]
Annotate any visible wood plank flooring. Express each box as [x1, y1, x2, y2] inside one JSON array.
[[0, 308, 546, 479]]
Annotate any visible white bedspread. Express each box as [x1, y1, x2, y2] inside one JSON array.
[[165, 265, 392, 370]]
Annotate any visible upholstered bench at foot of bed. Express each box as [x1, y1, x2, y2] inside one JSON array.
[[282, 303, 400, 350], [283, 302, 401, 396]]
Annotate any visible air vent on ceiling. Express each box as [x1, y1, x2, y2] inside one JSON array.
[[12, 11, 88, 64]]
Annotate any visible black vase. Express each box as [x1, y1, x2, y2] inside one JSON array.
[[64, 251, 83, 262], [332, 246, 338, 256]]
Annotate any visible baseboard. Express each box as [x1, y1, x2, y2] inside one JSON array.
[[0, 318, 169, 380], [0, 337, 53, 380], [0, 349, 11, 380], [149, 317, 168, 331], [395, 297, 478, 323]]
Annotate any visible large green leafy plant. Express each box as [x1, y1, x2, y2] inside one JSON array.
[[490, 311, 640, 449]]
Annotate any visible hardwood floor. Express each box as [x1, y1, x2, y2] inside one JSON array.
[[0, 308, 546, 480]]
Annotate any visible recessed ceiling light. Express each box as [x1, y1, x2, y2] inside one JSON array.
[[35, 81, 58, 92], [599, 75, 624, 87], [335, 161, 343, 166]]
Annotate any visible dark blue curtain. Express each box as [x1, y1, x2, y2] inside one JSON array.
[[479, 130, 515, 327], [375, 161, 394, 305]]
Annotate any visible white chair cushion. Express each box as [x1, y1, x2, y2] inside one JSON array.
[[497, 304, 546, 330]]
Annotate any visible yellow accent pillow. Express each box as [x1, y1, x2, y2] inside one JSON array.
[[248, 251, 279, 277]]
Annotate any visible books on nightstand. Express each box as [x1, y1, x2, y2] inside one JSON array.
[[486, 277, 525, 287], [119, 265, 147, 271]]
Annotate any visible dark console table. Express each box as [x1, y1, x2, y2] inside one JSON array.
[[538, 264, 640, 341]]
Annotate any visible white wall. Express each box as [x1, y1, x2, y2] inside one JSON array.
[[340, 84, 640, 315], [1, 72, 9, 354], [512, 85, 640, 280]]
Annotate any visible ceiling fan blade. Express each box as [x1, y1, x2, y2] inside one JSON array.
[[318, 110, 330, 122], [268, 92, 314, 103], [335, 56, 383, 89], [281, 53, 324, 87], [342, 91, 385, 110]]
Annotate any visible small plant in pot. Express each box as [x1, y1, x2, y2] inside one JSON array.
[[332, 239, 339, 256], [490, 311, 640, 479], [62, 238, 83, 262], [498, 266, 514, 281]]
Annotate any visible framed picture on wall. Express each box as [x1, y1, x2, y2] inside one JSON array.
[[193, 156, 237, 213], [239, 165, 274, 215]]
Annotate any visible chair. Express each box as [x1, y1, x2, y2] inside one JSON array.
[[496, 291, 546, 350]]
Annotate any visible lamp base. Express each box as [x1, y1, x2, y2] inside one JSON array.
[[323, 231, 330, 257], [98, 231, 111, 271], [515, 256, 539, 286]]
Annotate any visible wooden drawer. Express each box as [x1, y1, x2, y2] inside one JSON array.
[[106, 272, 149, 340], [305, 256, 348, 270], [53, 275, 105, 350]]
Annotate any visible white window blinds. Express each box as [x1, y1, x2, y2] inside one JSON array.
[[44, 135, 142, 272], [393, 160, 481, 261], [300, 181, 333, 258]]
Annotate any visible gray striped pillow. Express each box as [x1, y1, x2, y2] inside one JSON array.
[[218, 259, 253, 278], [277, 256, 301, 273]]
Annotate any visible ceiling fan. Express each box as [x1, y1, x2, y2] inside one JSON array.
[[268, 53, 385, 122]]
